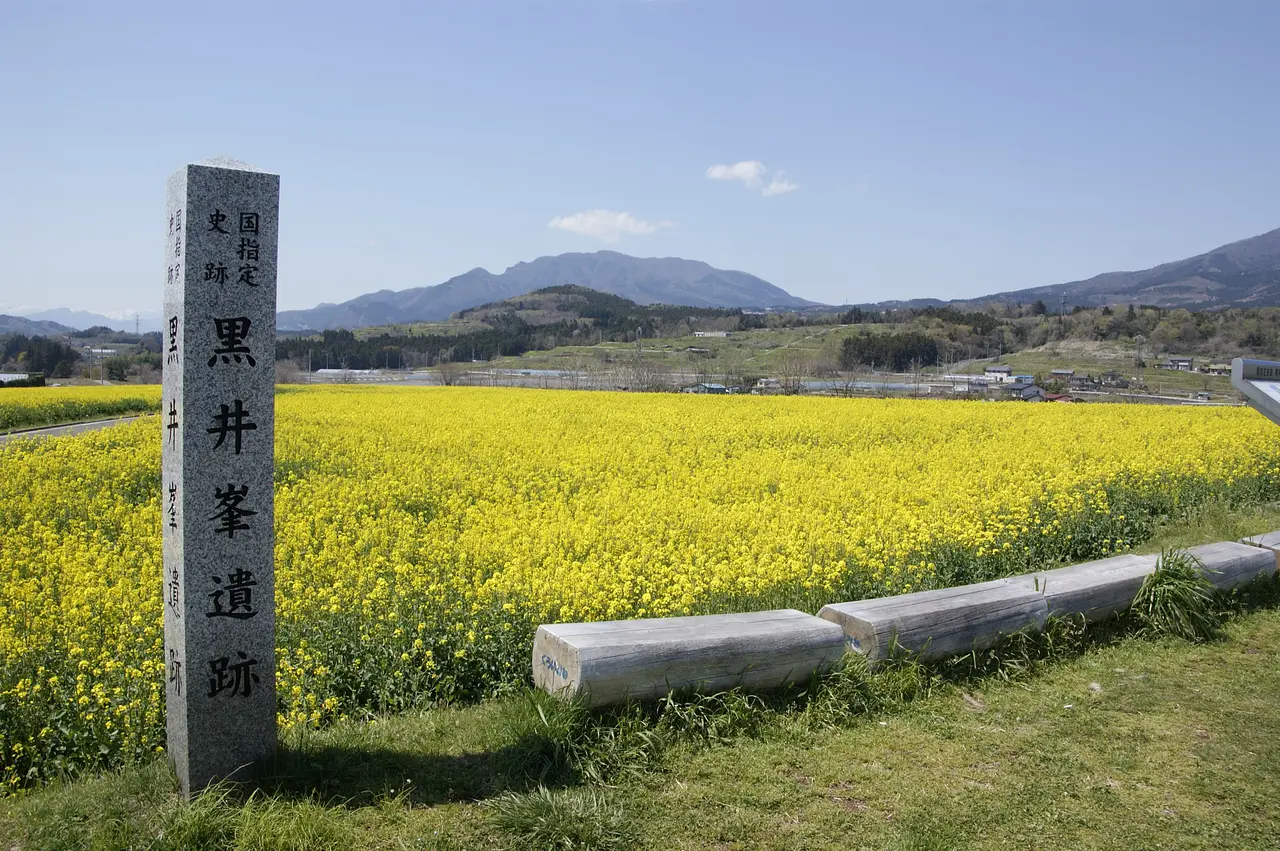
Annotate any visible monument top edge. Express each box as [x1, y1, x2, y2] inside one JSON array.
[[187, 156, 277, 175]]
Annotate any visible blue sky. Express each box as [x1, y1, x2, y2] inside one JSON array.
[[2, 0, 1278, 314]]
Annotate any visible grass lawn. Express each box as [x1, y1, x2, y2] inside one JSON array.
[[4, 504, 1280, 850], [486, 325, 858, 374]]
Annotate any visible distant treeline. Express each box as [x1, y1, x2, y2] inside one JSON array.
[[0, 336, 82, 378], [277, 285, 1280, 374], [487, 286, 744, 337], [839, 332, 939, 372], [278, 286, 770, 370], [275, 319, 537, 371]]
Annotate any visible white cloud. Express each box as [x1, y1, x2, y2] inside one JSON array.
[[762, 175, 798, 197], [705, 160, 767, 187], [707, 160, 798, 197], [548, 209, 673, 243]]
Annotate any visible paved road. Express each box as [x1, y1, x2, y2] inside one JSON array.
[[0, 415, 144, 446]]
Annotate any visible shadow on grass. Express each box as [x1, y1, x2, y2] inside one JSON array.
[[259, 734, 575, 807]]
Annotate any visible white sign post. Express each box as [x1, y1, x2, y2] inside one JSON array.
[[1231, 358, 1280, 427]]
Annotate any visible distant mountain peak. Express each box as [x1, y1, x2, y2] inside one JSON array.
[[277, 250, 816, 331]]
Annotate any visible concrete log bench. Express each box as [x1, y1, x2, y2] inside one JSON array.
[[1241, 529, 1280, 552], [532, 609, 846, 706], [1004, 553, 1159, 622], [817, 581, 1048, 663], [1187, 541, 1276, 590]]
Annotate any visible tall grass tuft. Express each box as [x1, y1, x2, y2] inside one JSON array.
[[485, 785, 637, 851], [1131, 548, 1223, 642]]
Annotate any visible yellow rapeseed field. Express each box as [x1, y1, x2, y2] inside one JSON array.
[[0, 385, 161, 431], [3, 385, 1280, 790]]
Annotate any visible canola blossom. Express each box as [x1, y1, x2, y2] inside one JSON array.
[[0, 385, 161, 431], [3, 385, 1280, 790]]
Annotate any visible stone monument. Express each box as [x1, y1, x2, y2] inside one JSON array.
[[162, 159, 279, 797]]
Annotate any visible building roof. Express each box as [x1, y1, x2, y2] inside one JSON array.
[[985, 365, 1013, 372]]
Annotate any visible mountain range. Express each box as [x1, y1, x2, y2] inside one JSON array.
[[16, 309, 165, 335], [969, 226, 1280, 310], [14, 226, 1280, 335], [276, 251, 815, 331], [0, 315, 77, 336]]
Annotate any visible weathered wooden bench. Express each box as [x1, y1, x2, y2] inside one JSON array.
[[532, 609, 846, 706], [817, 581, 1048, 663]]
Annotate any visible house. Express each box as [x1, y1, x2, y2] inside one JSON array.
[[1049, 369, 1075, 379], [1044, 392, 1077, 403], [1013, 374, 1035, 384], [1007, 381, 1046, 402], [984, 365, 1014, 383], [1068, 375, 1100, 390], [683, 382, 728, 394], [1162, 357, 1194, 371], [752, 378, 782, 394], [1204, 363, 1231, 376]]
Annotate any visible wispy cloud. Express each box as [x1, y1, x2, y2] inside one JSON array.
[[762, 175, 798, 197], [706, 160, 767, 187], [706, 160, 798, 197], [548, 209, 673, 243]]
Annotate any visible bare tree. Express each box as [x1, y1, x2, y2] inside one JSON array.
[[436, 359, 462, 387], [628, 355, 669, 392], [275, 358, 305, 385], [776, 349, 812, 395], [837, 361, 865, 397]]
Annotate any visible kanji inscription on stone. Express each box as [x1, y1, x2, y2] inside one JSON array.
[[162, 159, 279, 797]]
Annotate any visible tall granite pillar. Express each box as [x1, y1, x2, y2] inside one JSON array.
[[162, 159, 279, 797]]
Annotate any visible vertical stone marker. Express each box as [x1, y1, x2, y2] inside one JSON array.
[[163, 158, 279, 797]]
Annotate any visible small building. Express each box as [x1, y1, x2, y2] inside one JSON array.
[[1204, 363, 1231, 376], [1007, 381, 1046, 402], [1049, 369, 1075, 379], [683, 382, 728, 394], [1013, 374, 1035, 384], [984, 365, 1014, 383], [1044, 392, 1077, 403], [692, 331, 730, 338], [1162, 357, 1194, 371], [1195, 391, 1212, 401], [752, 378, 782, 395]]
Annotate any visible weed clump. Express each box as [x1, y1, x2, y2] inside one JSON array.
[[485, 785, 637, 851], [1131, 548, 1223, 642]]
